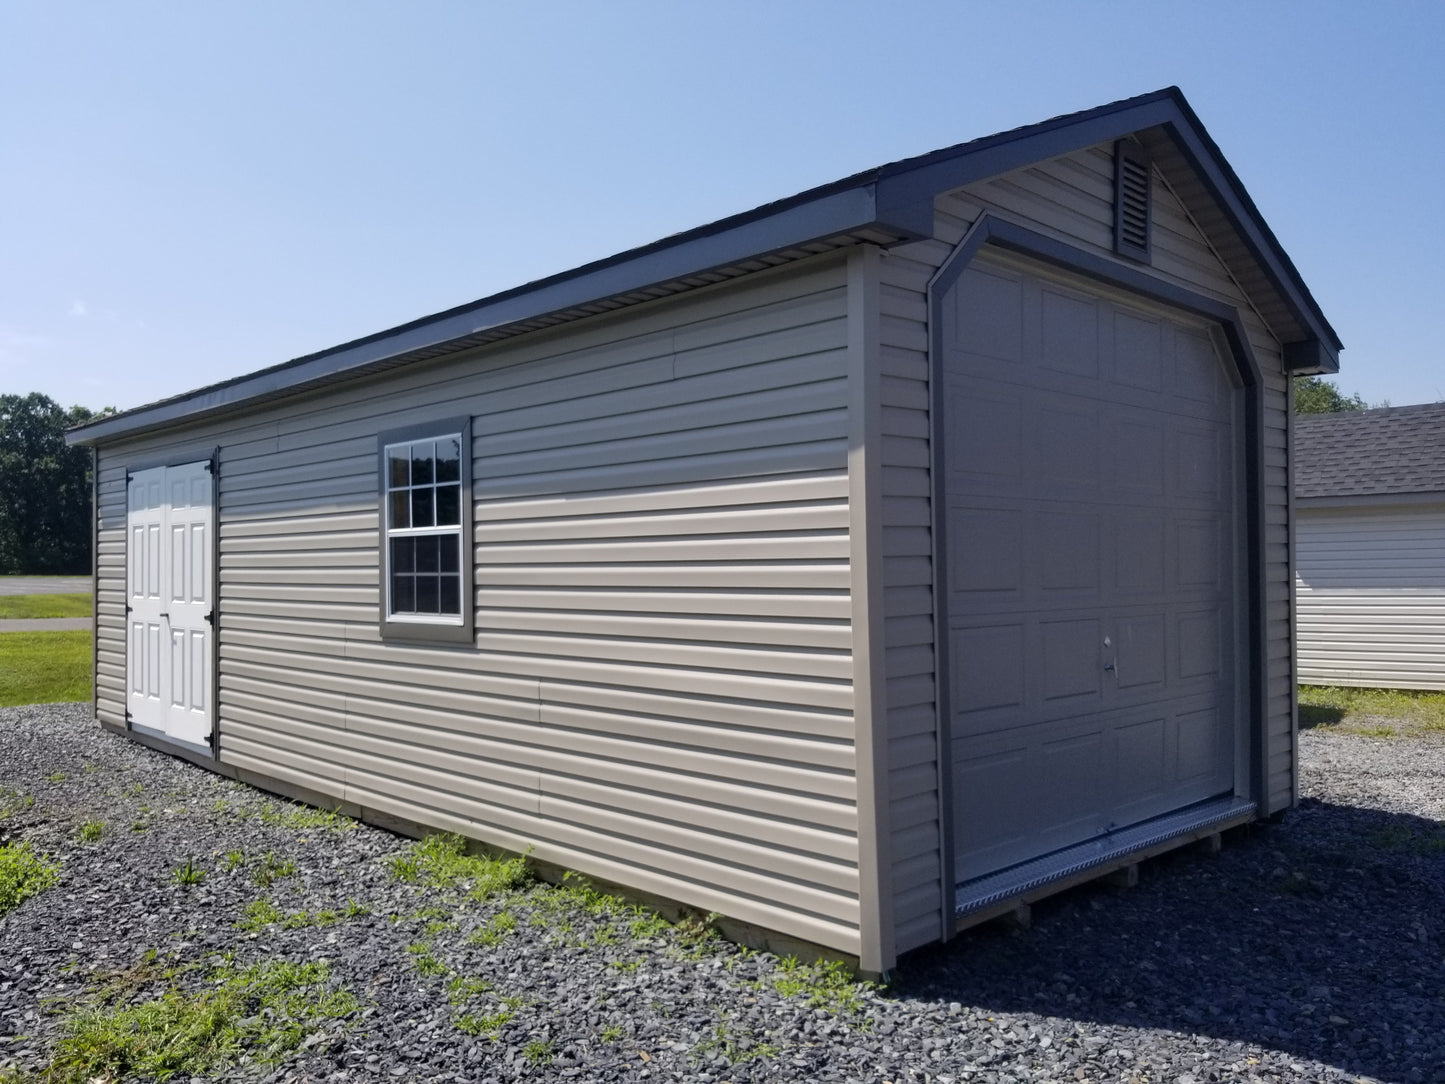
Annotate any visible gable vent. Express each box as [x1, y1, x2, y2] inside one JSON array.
[[1114, 140, 1152, 263]]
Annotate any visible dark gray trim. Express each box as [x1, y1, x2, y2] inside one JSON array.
[[68, 87, 1339, 448], [927, 215, 1271, 917], [1286, 379, 1299, 809], [209, 445, 221, 753], [90, 445, 100, 714], [1283, 339, 1333, 374], [377, 416, 475, 645], [123, 445, 225, 475], [1296, 492, 1445, 510], [106, 718, 224, 770]]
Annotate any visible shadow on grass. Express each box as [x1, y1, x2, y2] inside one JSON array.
[[1298, 704, 1345, 729], [891, 801, 1443, 1083]]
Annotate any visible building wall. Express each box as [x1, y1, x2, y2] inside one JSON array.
[[877, 140, 1296, 954], [1297, 503, 1445, 690], [96, 255, 868, 954]]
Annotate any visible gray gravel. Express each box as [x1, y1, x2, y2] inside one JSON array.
[[2, 703, 1442, 1084]]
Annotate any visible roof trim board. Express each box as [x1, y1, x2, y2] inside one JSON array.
[[69, 86, 1339, 446]]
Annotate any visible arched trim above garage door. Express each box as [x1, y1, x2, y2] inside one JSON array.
[[926, 214, 1267, 937]]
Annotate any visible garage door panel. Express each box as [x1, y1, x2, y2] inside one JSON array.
[[950, 265, 1024, 363], [1041, 618, 1103, 701], [1172, 326, 1232, 407], [1037, 511, 1100, 593], [952, 624, 1026, 719], [948, 388, 1022, 479], [1112, 310, 1165, 391], [945, 252, 1240, 887], [1040, 285, 1101, 378]]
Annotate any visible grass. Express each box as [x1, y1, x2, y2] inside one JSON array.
[[39, 957, 358, 1082], [0, 593, 91, 619], [1298, 685, 1445, 738], [387, 833, 530, 898], [0, 629, 91, 706], [258, 801, 355, 832], [77, 819, 105, 844], [0, 841, 61, 915]]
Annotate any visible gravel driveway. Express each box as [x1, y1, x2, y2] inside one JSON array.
[[2, 703, 1441, 1083]]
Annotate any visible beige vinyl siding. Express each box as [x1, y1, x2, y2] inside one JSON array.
[[95, 464, 129, 727], [1297, 504, 1445, 690], [95, 256, 866, 954], [878, 139, 1298, 949]]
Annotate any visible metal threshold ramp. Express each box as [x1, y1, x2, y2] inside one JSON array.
[[955, 795, 1257, 919]]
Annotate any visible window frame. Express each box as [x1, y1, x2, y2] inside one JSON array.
[[377, 416, 474, 644]]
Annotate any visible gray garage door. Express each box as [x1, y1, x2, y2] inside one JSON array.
[[943, 252, 1241, 884]]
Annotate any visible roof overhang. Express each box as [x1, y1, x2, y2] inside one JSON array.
[[69, 86, 1340, 446]]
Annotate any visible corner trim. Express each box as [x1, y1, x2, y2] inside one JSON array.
[[846, 244, 894, 973]]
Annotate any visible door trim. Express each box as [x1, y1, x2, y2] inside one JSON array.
[[926, 214, 1266, 939], [123, 447, 221, 762]]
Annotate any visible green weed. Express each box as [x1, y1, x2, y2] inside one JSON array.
[[523, 1039, 553, 1066], [42, 957, 357, 1081], [456, 1009, 512, 1038], [1371, 823, 1445, 855], [693, 1020, 779, 1066], [768, 956, 869, 1014], [223, 849, 245, 870], [172, 859, 206, 887], [467, 910, 518, 948], [76, 819, 105, 844], [239, 899, 282, 931], [445, 976, 494, 1006], [250, 852, 296, 887], [0, 788, 35, 821], [600, 1023, 624, 1042], [387, 834, 529, 899], [259, 801, 353, 831], [0, 841, 61, 914], [406, 943, 447, 976]]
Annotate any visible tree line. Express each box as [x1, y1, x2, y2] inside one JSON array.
[[0, 393, 111, 574]]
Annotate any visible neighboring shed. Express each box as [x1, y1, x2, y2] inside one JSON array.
[[68, 87, 1340, 974], [1295, 404, 1445, 690]]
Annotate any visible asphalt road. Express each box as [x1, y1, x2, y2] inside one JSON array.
[[0, 577, 90, 596]]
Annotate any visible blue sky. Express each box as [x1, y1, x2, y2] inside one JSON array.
[[3, 1, 1441, 413]]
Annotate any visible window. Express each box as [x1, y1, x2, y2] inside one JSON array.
[[378, 417, 472, 642]]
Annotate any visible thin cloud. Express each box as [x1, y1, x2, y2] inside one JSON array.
[[68, 300, 88, 318]]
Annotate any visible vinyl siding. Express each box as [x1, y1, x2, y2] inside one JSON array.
[[95, 256, 865, 954], [1297, 504, 1445, 690], [879, 140, 1297, 952]]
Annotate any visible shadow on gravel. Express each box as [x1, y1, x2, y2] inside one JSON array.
[[890, 801, 1444, 1084]]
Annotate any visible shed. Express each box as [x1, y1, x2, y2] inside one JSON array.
[[1295, 404, 1445, 690], [68, 87, 1339, 974]]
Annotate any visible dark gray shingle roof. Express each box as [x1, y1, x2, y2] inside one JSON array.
[[1294, 402, 1445, 498]]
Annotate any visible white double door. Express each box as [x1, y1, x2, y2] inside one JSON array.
[[127, 461, 213, 747]]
